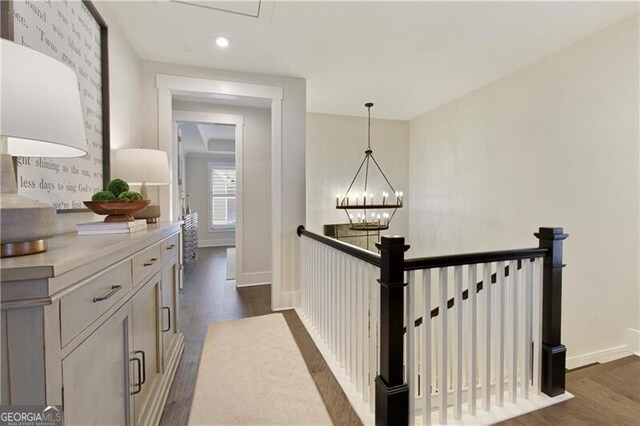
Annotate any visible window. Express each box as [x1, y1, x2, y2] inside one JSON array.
[[208, 164, 236, 229]]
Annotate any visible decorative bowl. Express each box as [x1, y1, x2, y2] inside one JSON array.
[[84, 200, 151, 222]]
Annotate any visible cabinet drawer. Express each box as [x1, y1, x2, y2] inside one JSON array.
[[132, 243, 162, 286], [60, 261, 132, 347], [161, 234, 179, 264]]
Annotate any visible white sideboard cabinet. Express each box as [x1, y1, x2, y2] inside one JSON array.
[[0, 223, 184, 426]]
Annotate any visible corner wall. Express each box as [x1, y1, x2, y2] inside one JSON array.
[[408, 17, 639, 366]]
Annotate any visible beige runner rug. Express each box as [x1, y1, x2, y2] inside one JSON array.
[[189, 314, 332, 425]]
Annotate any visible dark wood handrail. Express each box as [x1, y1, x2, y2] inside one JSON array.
[[403, 247, 547, 271], [297, 225, 381, 267], [296, 225, 548, 272]]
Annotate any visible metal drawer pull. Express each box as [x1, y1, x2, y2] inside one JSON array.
[[143, 258, 158, 267], [130, 357, 142, 395], [92, 285, 123, 303], [135, 350, 146, 385], [166, 244, 175, 250], [162, 306, 171, 332]]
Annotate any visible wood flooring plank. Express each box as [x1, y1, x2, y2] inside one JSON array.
[[501, 356, 640, 426]]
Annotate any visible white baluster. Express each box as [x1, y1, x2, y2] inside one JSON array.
[[407, 271, 416, 425], [351, 259, 357, 383], [346, 258, 353, 378], [356, 262, 364, 393], [369, 264, 379, 413], [330, 250, 340, 359], [497, 261, 505, 407], [453, 265, 463, 419], [468, 264, 477, 415], [438, 267, 448, 424], [509, 260, 519, 403], [482, 263, 492, 411], [363, 264, 371, 403], [523, 259, 533, 399], [422, 269, 432, 426], [532, 259, 543, 395], [342, 255, 347, 369]]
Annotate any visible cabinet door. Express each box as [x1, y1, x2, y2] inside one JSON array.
[[161, 261, 179, 363], [62, 303, 134, 426], [131, 272, 162, 425]]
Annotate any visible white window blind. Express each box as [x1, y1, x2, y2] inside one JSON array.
[[209, 165, 236, 228]]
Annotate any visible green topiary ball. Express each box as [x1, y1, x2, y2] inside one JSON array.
[[117, 191, 141, 201], [91, 191, 116, 201], [107, 179, 129, 197]]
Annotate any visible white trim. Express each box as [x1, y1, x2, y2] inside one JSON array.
[[199, 238, 235, 247], [157, 74, 283, 101], [273, 291, 300, 311], [627, 328, 640, 356], [236, 271, 271, 287], [566, 345, 634, 369], [236, 281, 271, 288], [158, 76, 283, 308], [185, 152, 234, 158]]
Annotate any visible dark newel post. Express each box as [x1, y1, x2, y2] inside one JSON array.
[[535, 227, 569, 397], [375, 236, 410, 426]]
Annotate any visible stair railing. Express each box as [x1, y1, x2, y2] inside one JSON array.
[[297, 225, 568, 426]]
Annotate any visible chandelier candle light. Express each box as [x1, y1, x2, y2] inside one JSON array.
[[335, 103, 403, 231]]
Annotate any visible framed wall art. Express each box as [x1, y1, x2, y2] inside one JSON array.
[[1, 0, 110, 212]]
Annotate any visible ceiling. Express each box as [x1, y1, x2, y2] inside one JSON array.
[[180, 122, 235, 155], [107, 1, 638, 120]]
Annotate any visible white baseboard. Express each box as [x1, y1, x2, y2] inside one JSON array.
[[199, 238, 235, 247], [272, 291, 300, 311], [236, 281, 270, 288], [627, 328, 640, 356], [237, 270, 271, 287], [566, 344, 633, 369]]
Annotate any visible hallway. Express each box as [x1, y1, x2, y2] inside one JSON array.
[[158, 247, 360, 425], [159, 247, 271, 425]]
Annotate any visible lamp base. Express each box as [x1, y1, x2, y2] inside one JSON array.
[[1, 239, 47, 258], [0, 153, 55, 257]]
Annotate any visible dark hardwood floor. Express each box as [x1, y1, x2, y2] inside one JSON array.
[[500, 355, 640, 425]]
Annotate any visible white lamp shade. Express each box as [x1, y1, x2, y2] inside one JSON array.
[[1, 39, 88, 157], [113, 148, 170, 185]]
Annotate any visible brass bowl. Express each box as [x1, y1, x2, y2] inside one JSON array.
[[84, 200, 151, 222]]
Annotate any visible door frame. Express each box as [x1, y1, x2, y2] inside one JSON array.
[[157, 74, 283, 306], [174, 110, 266, 287]]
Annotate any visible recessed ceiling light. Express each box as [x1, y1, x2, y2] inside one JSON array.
[[215, 36, 231, 48]]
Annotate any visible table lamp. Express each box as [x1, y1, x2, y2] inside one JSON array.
[[1, 39, 88, 257], [112, 148, 170, 223]]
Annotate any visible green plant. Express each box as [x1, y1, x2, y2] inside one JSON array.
[[106, 179, 129, 197], [117, 191, 142, 201], [91, 191, 116, 201]]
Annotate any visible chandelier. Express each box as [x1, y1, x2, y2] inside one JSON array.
[[336, 103, 403, 231]]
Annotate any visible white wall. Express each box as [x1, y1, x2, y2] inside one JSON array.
[[306, 113, 409, 238], [177, 101, 272, 279], [184, 155, 236, 247], [53, 2, 143, 234], [408, 17, 639, 366], [141, 62, 305, 307]]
